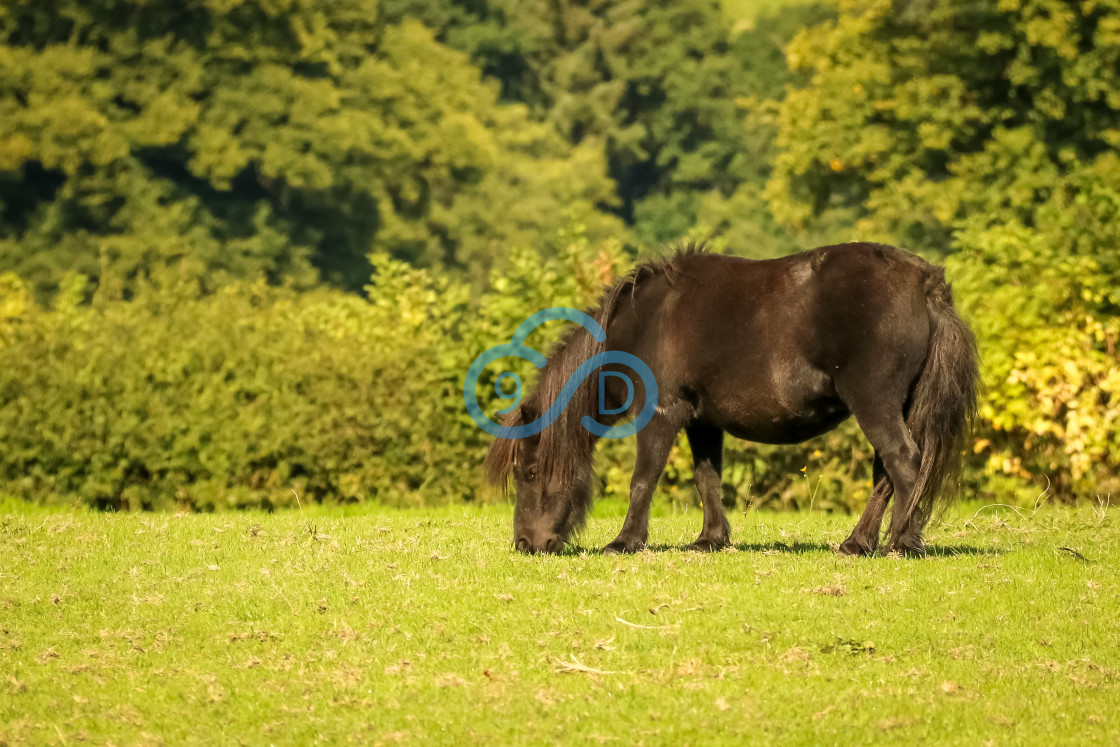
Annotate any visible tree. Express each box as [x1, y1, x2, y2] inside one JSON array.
[[383, 0, 831, 251], [0, 0, 622, 297], [767, 0, 1120, 250], [767, 0, 1120, 498]]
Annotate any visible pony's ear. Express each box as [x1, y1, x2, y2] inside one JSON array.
[[483, 407, 525, 486], [516, 403, 543, 449], [484, 433, 518, 486]]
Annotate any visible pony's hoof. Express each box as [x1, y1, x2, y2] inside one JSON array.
[[838, 536, 875, 557], [887, 541, 926, 558], [602, 540, 644, 555], [685, 537, 729, 552]]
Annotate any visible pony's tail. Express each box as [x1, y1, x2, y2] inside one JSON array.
[[899, 269, 980, 536]]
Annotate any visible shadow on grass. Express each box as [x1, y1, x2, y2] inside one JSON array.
[[552, 541, 1005, 558], [923, 544, 1005, 557], [640, 541, 1003, 557], [567, 541, 836, 556], [731, 541, 834, 555]]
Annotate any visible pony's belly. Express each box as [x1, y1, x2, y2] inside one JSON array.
[[707, 397, 850, 445]]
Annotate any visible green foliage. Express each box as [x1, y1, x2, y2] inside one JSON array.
[[382, 0, 827, 253], [768, 0, 1120, 248], [0, 1, 622, 297], [721, 0, 819, 23], [948, 154, 1120, 499], [0, 0, 829, 295], [686, 3, 843, 256], [2, 0, 1118, 510], [767, 0, 1120, 499], [0, 235, 631, 510]]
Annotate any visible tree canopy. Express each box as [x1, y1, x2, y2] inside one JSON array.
[[382, 0, 831, 247], [0, 0, 624, 296], [767, 0, 1120, 249]]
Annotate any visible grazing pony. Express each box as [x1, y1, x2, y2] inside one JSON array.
[[484, 243, 979, 557]]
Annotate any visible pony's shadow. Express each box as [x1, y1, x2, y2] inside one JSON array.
[[731, 542, 1006, 558], [922, 544, 1005, 557], [642, 541, 834, 555], [731, 541, 834, 555], [575, 541, 1003, 558]]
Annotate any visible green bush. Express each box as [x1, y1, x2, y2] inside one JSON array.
[[0, 236, 619, 509], [947, 154, 1120, 501], [16, 221, 1116, 511], [0, 234, 885, 512]]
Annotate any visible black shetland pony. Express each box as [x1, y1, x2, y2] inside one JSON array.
[[485, 243, 979, 557]]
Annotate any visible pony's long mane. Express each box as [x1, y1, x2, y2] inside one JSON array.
[[483, 242, 708, 489]]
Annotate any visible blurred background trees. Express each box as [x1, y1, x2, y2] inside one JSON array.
[[766, 0, 1120, 499], [0, 0, 624, 296], [1, 0, 1117, 510]]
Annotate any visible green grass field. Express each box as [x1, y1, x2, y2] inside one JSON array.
[[2, 500, 1118, 745]]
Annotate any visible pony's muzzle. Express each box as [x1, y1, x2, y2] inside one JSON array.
[[515, 534, 564, 555]]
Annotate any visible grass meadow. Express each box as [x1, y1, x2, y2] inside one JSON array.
[[2, 499, 1118, 745]]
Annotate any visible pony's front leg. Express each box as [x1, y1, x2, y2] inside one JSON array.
[[684, 424, 730, 551], [603, 419, 678, 555]]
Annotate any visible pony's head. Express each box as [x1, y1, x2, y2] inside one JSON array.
[[484, 400, 595, 554], [482, 296, 632, 554]]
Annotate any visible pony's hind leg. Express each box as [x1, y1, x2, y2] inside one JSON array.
[[603, 417, 678, 555], [838, 393, 924, 557], [838, 453, 891, 556], [684, 424, 730, 551]]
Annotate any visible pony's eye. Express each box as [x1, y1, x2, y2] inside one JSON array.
[[527, 467, 537, 481]]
